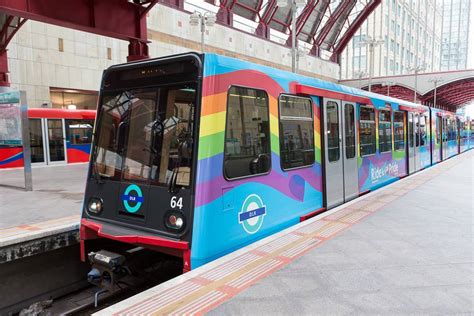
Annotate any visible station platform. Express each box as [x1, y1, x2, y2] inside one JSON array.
[[98, 150, 473, 315], [0, 163, 87, 262]]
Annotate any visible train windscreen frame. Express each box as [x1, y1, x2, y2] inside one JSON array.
[[83, 54, 202, 240]]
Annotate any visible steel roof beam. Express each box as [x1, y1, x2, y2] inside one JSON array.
[[313, 0, 356, 50], [0, 0, 157, 42], [330, 0, 381, 62]]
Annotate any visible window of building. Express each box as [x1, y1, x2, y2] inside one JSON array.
[[50, 88, 99, 110], [224, 86, 271, 179], [393, 111, 404, 151], [359, 106, 376, 156], [58, 38, 64, 52], [279, 95, 314, 170], [379, 109, 392, 153]]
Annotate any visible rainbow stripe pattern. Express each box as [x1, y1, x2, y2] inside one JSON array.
[[190, 55, 409, 268], [191, 55, 324, 268]]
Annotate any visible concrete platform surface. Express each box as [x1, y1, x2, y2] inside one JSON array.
[[0, 163, 88, 229], [97, 150, 473, 315]]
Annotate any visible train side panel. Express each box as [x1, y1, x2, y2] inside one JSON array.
[[356, 100, 408, 193], [191, 55, 324, 268], [0, 146, 23, 168]]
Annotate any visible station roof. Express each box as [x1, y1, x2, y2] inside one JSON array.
[[208, 0, 381, 61]]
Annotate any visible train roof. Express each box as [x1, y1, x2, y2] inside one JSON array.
[[28, 108, 96, 120], [203, 53, 438, 113]]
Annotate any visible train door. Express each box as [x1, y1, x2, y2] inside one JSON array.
[[28, 118, 46, 164], [414, 113, 421, 171], [322, 99, 358, 209], [342, 102, 358, 201], [407, 112, 415, 174], [442, 117, 448, 159], [44, 118, 67, 164], [456, 118, 461, 154], [436, 116, 442, 162]]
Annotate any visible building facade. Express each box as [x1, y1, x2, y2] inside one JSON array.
[[440, 0, 471, 70], [340, 0, 443, 80]]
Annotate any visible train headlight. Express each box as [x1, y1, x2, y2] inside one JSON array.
[[87, 198, 103, 214], [165, 211, 185, 231]]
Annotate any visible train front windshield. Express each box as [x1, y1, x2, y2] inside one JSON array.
[[84, 55, 201, 240], [93, 86, 196, 187]]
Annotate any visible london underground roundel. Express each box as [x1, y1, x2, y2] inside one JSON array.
[[239, 194, 267, 234], [121, 184, 144, 213]]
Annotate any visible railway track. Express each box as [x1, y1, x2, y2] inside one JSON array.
[[11, 247, 182, 315]]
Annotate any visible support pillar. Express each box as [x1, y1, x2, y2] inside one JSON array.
[[255, 22, 270, 39], [127, 40, 149, 62], [309, 45, 320, 57], [216, 7, 233, 26], [0, 50, 10, 87]]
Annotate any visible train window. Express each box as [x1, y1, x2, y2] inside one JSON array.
[[415, 114, 420, 147], [224, 86, 271, 179], [93, 85, 196, 185], [408, 114, 414, 148], [279, 95, 314, 170], [344, 104, 356, 159], [393, 111, 405, 151], [378, 109, 392, 153], [326, 101, 340, 162], [66, 120, 94, 145], [29, 119, 45, 163], [359, 106, 376, 156], [436, 116, 441, 145], [122, 90, 157, 182], [419, 115, 428, 146], [463, 121, 469, 139]]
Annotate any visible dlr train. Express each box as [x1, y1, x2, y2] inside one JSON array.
[[80, 53, 473, 275]]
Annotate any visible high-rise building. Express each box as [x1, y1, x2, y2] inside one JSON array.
[[440, 0, 471, 70], [340, 0, 443, 80]]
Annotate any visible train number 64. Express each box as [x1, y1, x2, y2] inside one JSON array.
[[170, 196, 183, 210]]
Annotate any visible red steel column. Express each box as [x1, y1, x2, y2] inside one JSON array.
[[127, 40, 149, 62], [0, 50, 9, 87]]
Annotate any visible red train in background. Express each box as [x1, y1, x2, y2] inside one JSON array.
[[0, 108, 96, 168]]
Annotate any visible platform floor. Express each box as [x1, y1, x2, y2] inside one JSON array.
[[0, 164, 86, 247], [0, 163, 87, 229], [98, 150, 473, 315]]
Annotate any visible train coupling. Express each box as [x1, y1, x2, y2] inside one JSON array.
[[87, 250, 131, 306]]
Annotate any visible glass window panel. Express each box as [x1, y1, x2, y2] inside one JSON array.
[[344, 104, 356, 159], [378, 109, 392, 153], [420, 115, 428, 146], [415, 114, 420, 147], [47, 119, 65, 162], [29, 119, 44, 163], [66, 119, 94, 145], [224, 86, 271, 179], [360, 106, 376, 156], [394, 111, 405, 151], [280, 96, 312, 118], [436, 116, 441, 144], [279, 95, 314, 170], [326, 101, 340, 162], [92, 85, 196, 187]]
